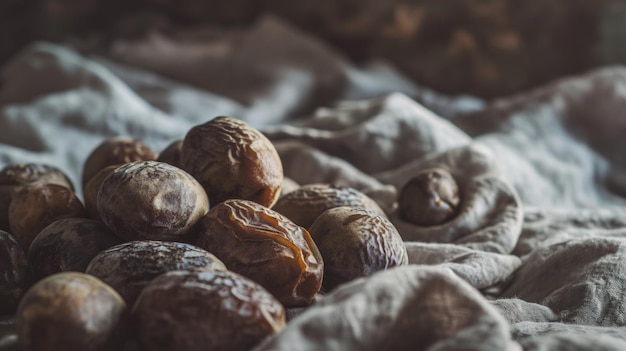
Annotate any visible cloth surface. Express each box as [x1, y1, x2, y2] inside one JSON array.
[[2, 15, 626, 351]]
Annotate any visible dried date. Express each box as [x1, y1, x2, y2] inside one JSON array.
[[8, 184, 86, 251], [309, 206, 408, 291], [133, 270, 285, 351], [0, 163, 73, 232], [97, 161, 209, 242], [157, 139, 183, 168], [398, 168, 460, 226], [196, 199, 323, 307], [82, 137, 157, 186], [272, 183, 386, 229], [86, 240, 227, 306], [16, 272, 127, 351], [180, 116, 283, 207], [27, 218, 122, 282]]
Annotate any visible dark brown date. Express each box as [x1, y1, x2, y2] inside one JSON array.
[[82, 165, 118, 221], [0, 230, 28, 314], [97, 161, 209, 242], [82, 137, 157, 186], [309, 206, 408, 291], [196, 199, 323, 307], [16, 272, 127, 351], [157, 139, 183, 168], [398, 168, 460, 226], [9, 184, 86, 252], [180, 116, 283, 207], [272, 183, 386, 229], [133, 270, 285, 351], [86, 240, 227, 306], [27, 218, 122, 282], [0, 163, 74, 232]]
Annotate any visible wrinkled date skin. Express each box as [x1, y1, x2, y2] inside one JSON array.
[[157, 139, 184, 169], [9, 184, 86, 252], [180, 116, 283, 208], [196, 199, 323, 307], [28, 218, 122, 282], [272, 183, 387, 229], [309, 206, 409, 291], [82, 136, 158, 186], [398, 168, 460, 226], [16, 272, 127, 351], [0, 163, 74, 232], [97, 161, 209, 242], [86, 240, 226, 306], [0, 230, 28, 314], [133, 270, 285, 351]]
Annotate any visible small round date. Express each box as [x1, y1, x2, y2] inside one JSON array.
[[398, 168, 460, 226], [0, 230, 28, 314], [133, 270, 285, 351], [16, 272, 127, 351], [27, 218, 122, 282], [309, 206, 409, 291], [97, 161, 209, 242], [0, 163, 74, 232], [180, 116, 283, 207], [196, 199, 323, 307], [272, 183, 387, 229], [9, 184, 86, 252], [86, 240, 227, 306], [82, 136, 157, 186]]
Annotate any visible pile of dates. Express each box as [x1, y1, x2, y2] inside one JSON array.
[[0, 116, 460, 351]]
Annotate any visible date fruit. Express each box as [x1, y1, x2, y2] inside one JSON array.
[[133, 270, 285, 351], [82, 165, 118, 221], [86, 240, 226, 305], [157, 139, 183, 168], [0, 163, 73, 232], [196, 199, 323, 307], [9, 184, 86, 251], [0, 231, 28, 314], [27, 218, 122, 282], [82, 137, 157, 186], [16, 272, 127, 351], [309, 206, 408, 291], [97, 161, 209, 242], [180, 116, 283, 207], [398, 168, 460, 226], [272, 183, 386, 229]]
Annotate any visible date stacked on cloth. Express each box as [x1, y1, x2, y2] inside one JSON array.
[[16, 272, 127, 351], [97, 161, 209, 242], [196, 199, 323, 307], [86, 240, 227, 306], [133, 270, 286, 351], [180, 116, 284, 208], [81, 137, 158, 187], [0, 115, 419, 351], [0, 163, 74, 233], [272, 183, 387, 229], [309, 206, 409, 291], [398, 168, 460, 226], [27, 218, 122, 282]]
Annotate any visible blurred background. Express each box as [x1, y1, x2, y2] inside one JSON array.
[[1, 0, 626, 99]]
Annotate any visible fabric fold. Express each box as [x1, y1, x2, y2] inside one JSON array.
[[381, 144, 523, 254], [254, 266, 520, 351]]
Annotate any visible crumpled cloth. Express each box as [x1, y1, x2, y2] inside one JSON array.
[[2, 15, 626, 351]]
